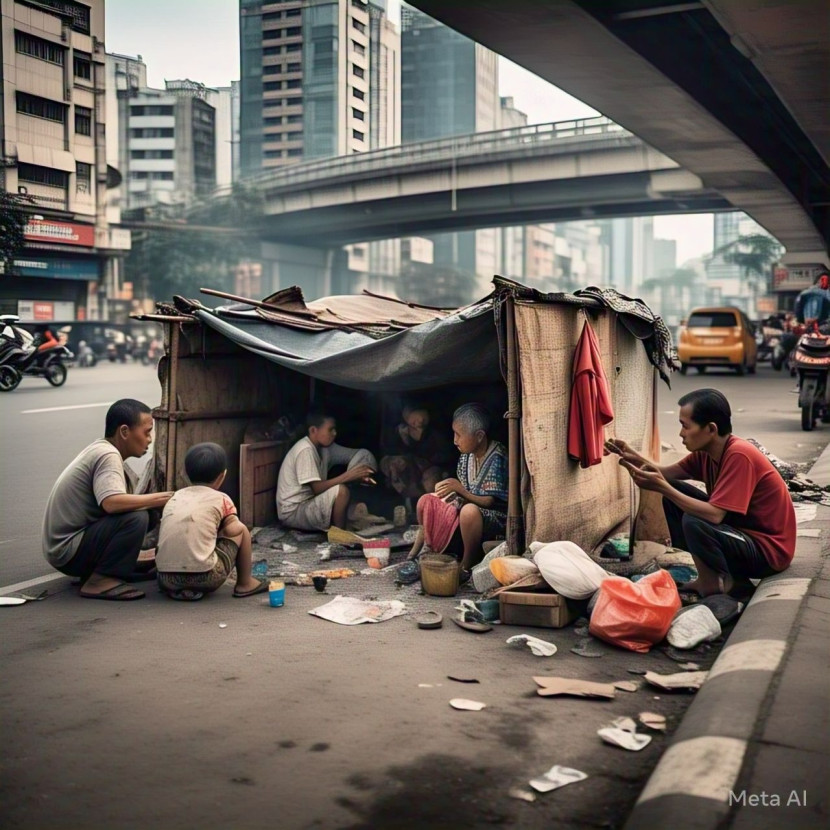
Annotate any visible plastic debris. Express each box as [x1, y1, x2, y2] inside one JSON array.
[[317, 545, 332, 561], [598, 726, 652, 751], [571, 640, 604, 658], [508, 788, 537, 802], [218, 623, 227, 629], [611, 716, 638, 732], [534, 677, 616, 699], [271, 542, 298, 553], [507, 634, 557, 657], [679, 662, 701, 671], [529, 765, 588, 793], [449, 698, 486, 711], [639, 712, 667, 731], [613, 680, 639, 693], [667, 605, 721, 649], [308, 595, 406, 625], [252, 559, 268, 577], [447, 675, 480, 684], [0, 597, 27, 606], [643, 670, 708, 691]]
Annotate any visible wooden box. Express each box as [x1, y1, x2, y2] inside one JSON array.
[[498, 588, 579, 629]]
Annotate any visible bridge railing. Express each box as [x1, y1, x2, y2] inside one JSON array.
[[242, 115, 632, 191]]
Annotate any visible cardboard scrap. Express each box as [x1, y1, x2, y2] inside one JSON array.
[[533, 676, 616, 699], [613, 680, 639, 693], [643, 670, 709, 691], [449, 698, 486, 711], [508, 788, 537, 802], [639, 712, 667, 731], [529, 765, 588, 793]]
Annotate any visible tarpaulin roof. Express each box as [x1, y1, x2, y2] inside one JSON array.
[[192, 295, 502, 392]]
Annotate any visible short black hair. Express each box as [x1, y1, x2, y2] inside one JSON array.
[[677, 388, 732, 436], [185, 442, 227, 485], [306, 410, 335, 430], [105, 399, 151, 437]]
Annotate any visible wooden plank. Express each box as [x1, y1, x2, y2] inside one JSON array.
[[239, 441, 286, 528]]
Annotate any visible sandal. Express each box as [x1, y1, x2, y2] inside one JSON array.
[[416, 611, 443, 630], [79, 583, 145, 601], [166, 589, 204, 602], [452, 617, 493, 633], [233, 580, 269, 598]]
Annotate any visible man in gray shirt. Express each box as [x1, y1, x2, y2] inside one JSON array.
[[42, 399, 172, 600]]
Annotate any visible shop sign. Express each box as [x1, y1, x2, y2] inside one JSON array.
[[12, 257, 99, 281], [24, 219, 95, 247], [772, 263, 826, 292], [17, 300, 76, 321]]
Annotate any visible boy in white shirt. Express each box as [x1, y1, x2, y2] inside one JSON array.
[[157, 443, 267, 602], [277, 411, 377, 531]]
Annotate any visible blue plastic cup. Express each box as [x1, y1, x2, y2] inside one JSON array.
[[268, 581, 285, 607]]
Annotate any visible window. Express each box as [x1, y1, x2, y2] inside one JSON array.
[[352, 64, 364, 79], [16, 92, 66, 123], [286, 79, 301, 89], [288, 148, 303, 157], [266, 132, 283, 140], [75, 161, 91, 193], [75, 105, 92, 135], [263, 46, 282, 55], [37, 0, 90, 33], [131, 149, 174, 159], [686, 312, 738, 328], [286, 114, 302, 124], [131, 171, 148, 179], [130, 127, 175, 138], [352, 108, 365, 121], [287, 62, 301, 72], [351, 18, 366, 34], [263, 30, 283, 41], [264, 116, 283, 125], [285, 8, 301, 16], [286, 27, 301, 36], [73, 51, 92, 79], [352, 88, 365, 101], [351, 40, 366, 56], [264, 64, 283, 74], [263, 11, 281, 20], [149, 172, 174, 181], [264, 81, 282, 90], [265, 150, 283, 158], [19, 163, 68, 188], [287, 131, 302, 140], [287, 96, 302, 105], [352, 129, 364, 141], [131, 105, 174, 116], [286, 43, 302, 52], [15, 30, 64, 64]]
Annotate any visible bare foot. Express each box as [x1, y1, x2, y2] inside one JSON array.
[[234, 577, 263, 593]]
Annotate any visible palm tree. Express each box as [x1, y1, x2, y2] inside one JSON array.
[[711, 233, 783, 315]]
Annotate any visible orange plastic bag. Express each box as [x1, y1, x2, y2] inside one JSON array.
[[589, 571, 681, 653]]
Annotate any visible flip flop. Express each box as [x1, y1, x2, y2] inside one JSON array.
[[79, 583, 145, 601], [166, 589, 204, 602], [452, 617, 493, 634], [233, 580, 269, 598], [416, 611, 443, 630]]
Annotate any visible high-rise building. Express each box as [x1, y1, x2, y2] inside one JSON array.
[[115, 79, 216, 210], [598, 216, 655, 294], [239, 0, 397, 176], [400, 4, 500, 295], [1, 0, 127, 321], [707, 211, 771, 309], [208, 82, 241, 189], [653, 238, 677, 279]]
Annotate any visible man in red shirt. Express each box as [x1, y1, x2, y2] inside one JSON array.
[[607, 388, 796, 597]]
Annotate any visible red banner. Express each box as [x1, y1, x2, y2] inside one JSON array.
[[24, 219, 94, 247]]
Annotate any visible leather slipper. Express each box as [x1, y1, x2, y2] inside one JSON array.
[[416, 611, 443, 630], [166, 589, 204, 602], [452, 617, 493, 633], [233, 580, 269, 598], [79, 583, 145, 601]]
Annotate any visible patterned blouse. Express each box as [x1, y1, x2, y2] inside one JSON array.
[[457, 441, 509, 520]]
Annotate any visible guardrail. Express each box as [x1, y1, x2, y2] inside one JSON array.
[[235, 115, 633, 193]]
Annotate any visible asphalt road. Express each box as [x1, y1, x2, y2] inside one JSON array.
[[1, 359, 827, 830]]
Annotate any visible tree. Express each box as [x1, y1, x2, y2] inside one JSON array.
[[710, 232, 783, 313], [0, 191, 33, 275]]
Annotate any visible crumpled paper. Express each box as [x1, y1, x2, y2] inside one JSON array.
[[529, 765, 588, 793], [506, 634, 557, 657], [308, 595, 406, 625]]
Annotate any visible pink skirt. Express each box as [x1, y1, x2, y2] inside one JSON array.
[[420, 493, 460, 554]]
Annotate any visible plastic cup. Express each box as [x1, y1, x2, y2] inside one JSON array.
[[268, 580, 285, 607]]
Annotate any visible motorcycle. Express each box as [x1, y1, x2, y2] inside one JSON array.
[[0, 316, 71, 390], [794, 323, 830, 431]]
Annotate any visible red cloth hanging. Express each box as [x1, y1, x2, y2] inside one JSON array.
[[568, 318, 614, 468]]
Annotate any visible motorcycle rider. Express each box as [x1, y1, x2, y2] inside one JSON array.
[[779, 272, 830, 366]]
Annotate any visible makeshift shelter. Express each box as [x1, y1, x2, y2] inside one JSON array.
[[140, 278, 670, 555]]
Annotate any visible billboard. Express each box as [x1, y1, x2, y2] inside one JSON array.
[[13, 257, 100, 281], [24, 219, 95, 247]]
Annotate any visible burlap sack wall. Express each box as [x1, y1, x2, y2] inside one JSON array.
[[516, 303, 659, 553]]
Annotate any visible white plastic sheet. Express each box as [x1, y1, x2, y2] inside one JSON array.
[[308, 595, 407, 625]]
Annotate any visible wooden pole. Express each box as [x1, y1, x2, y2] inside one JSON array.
[[504, 295, 525, 555], [164, 323, 180, 491]]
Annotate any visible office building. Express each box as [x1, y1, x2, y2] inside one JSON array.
[[1, 0, 128, 321], [208, 81, 241, 188], [707, 211, 771, 309]]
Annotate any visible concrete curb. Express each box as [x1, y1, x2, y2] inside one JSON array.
[[624, 442, 830, 830]]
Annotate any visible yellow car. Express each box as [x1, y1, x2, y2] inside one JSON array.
[[677, 306, 758, 375]]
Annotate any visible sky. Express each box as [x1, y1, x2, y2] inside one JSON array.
[[106, 0, 714, 265]]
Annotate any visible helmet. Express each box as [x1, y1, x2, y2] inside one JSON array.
[[820, 274, 830, 290]]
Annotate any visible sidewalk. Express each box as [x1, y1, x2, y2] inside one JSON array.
[[626, 446, 830, 829]]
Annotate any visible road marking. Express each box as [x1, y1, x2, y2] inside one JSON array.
[[707, 639, 786, 680], [21, 402, 112, 414], [637, 736, 746, 804], [0, 572, 65, 596]]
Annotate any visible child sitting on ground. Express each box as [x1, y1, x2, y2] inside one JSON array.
[[277, 410, 377, 531], [156, 442, 268, 601]]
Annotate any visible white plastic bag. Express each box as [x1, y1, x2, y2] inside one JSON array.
[[667, 604, 722, 649], [534, 541, 611, 599]]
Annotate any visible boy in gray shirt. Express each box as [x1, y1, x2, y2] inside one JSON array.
[[42, 399, 172, 600]]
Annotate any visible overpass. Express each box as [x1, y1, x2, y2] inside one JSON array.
[[243, 116, 731, 246], [410, 0, 829, 263]]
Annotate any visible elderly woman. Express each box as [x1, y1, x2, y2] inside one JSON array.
[[407, 403, 508, 581]]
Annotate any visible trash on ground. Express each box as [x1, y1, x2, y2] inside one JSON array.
[[0, 597, 28, 606], [449, 698, 486, 711], [281, 560, 301, 570], [452, 617, 493, 633], [528, 765, 588, 793], [252, 558, 268, 576], [639, 712, 667, 731], [678, 661, 701, 671], [534, 540, 611, 598], [362, 538, 391, 569], [508, 788, 537, 802], [309, 568, 356, 580], [571, 639, 604, 658], [418, 683, 441, 688], [270, 542, 298, 553], [416, 610, 443, 630], [395, 559, 421, 585], [17, 590, 48, 601], [643, 670, 708, 691], [667, 605, 722, 649], [448, 675, 480, 684], [613, 680, 639, 693], [317, 544, 332, 561], [490, 555, 542, 587], [402, 528, 419, 543], [611, 716, 638, 732], [312, 575, 328, 592], [507, 634, 557, 657], [455, 599, 487, 624], [534, 676, 616, 699], [218, 623, 227, 628], [308, 595, 407, 625], [598, 726, 652, 751]]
